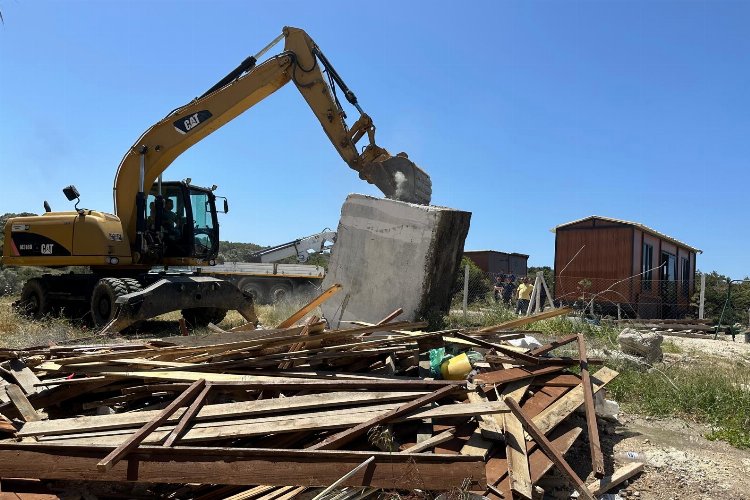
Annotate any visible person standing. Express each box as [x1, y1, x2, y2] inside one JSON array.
[[502, 274, 515, 306], [516, 277, 533, 315], [493, 275, 504, 303]]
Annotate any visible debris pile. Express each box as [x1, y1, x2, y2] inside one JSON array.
[[0, 292, 642, 499]]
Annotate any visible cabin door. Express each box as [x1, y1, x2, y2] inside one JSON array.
[[660, 251, 677, 318]]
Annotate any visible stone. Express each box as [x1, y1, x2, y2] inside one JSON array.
[[321, 194, 470, 328], [617, 328, 663, 363]]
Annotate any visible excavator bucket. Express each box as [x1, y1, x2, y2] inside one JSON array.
[[367, 155, 432, 205], [100, 276, 257, 334]]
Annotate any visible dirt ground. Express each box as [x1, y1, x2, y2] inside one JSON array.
[[584, 335, 750, 500]]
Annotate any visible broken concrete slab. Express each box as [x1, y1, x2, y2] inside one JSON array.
[[322, 194, 470, 328]]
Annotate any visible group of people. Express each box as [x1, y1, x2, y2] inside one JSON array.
[[493, 274, 544, 314]]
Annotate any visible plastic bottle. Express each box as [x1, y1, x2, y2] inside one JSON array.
[[614, 450, 647, 463]]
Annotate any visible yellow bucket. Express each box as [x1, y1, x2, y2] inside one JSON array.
[[440, 353, 472, 380]]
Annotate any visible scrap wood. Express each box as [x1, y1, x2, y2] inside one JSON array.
[[4, 384, 42, 422], [276, 283, 343, 329], [588, 462, 644, 495], [504, 397, 595, 500], [0, 443, 487, 490], [533, 366, 618, 435], [34, 402, 510, 446], [528, 334, 578, 356], [500, 381, 532, 499], [97, 379, 206, 472], [311, 456, 375, 500], [577, 334, 604, 478], [473, 364, 564, 386], [3, 358, 42, 395], [19, 391, 429, 438], [475, 308, 572, 334], [162, 383, 211, 447], [308, 384, 462, 450], [401, 429, 456, 453]]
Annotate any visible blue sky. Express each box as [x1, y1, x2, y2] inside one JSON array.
[[0, 1, 747, 277]]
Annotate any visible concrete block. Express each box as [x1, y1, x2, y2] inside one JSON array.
[[322, 194, 471, 328]]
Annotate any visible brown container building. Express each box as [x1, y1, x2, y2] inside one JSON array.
[[464, 250, 529, 278], [553, 216, 701, 319]]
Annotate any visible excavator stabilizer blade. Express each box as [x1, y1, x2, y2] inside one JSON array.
[[100, 276, 257, 334], [367, 156, 432, 205]]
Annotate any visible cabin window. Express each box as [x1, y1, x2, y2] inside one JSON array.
[[642, 243, 653, 291], [682, 257, 690, 297]]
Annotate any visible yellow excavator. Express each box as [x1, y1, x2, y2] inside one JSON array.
[[2, 26, 431, 331]]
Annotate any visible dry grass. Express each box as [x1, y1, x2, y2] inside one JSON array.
[[0, 295, 320, 349]]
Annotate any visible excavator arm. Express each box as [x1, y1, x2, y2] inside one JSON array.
[[114, 26, 431, 251]]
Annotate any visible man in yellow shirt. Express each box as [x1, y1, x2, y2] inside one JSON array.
[[516, 277, 534, 315]]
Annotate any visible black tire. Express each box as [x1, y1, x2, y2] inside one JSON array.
[[238, 280, 267, 305], [269, 283, 293, 304], [119, 278, 143, 294], [17, 279, 51, 319], [181, 307, 227, 328], [90, 278, 130, 328]]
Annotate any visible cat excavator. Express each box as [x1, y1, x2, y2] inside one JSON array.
[[1, 26, 431, 332]]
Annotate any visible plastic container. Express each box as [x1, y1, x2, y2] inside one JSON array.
[[614, 450, 647, 463], [440, 353, 472, 380]]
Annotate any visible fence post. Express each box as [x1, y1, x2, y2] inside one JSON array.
[[462, 264, 469, 320], [698, 273, 706, 320], [617, 303, 622, 321]]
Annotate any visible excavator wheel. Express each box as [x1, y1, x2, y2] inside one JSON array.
[[17, 279, 51, 320], [269, 283, 293, 304], [120, 278, 143, 294], [91, 278, 130, 328], [181, 307, 227, 328]]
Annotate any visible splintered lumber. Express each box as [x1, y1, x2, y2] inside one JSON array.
[[311, 456, 375, 500], [19, 391, 428, 438], [467, 392, 503, 439], [97, 379, 206, 472], [588, 462, 644, 495], [533, 367, 618, 435], [0, 443, 487, 490], [308, 385, 461, 450], [4, 384, 41, 422], [473, 365, 563, 386], [577, 334, 604, 478], [504, 397, 595, 500], [402, 429, 456, 453], [5, 358, 41, 394], [476, 308, 572, 334], [277, 283, 343, 329]]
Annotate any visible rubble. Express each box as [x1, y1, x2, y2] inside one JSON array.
[[617, 328, 664, 363], [0, 288, 640, 499]]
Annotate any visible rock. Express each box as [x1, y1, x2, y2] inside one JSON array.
[[618, 328, 663, 363]]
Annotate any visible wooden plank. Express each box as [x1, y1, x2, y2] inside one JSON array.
[[36, 402, 509, 446], [97, 379, 206, 472], [522, 386, 569, 418], [277, 284, 343, 329], [588, 462, 644, 495], [459, 424, 494, 460], [278, 316, 317, 370], [502, 382, 532, 500], [527, 334, 578, 356], [6, 359, 41, 395], [0, 443, 487, 490], [308, 385, 460, 450], [473, 365, 563, 386], [0, 379, 115, 421], [504, 397, 595, 500], [402, 429, 456, 453], [577, 334, 604, 477], [533, 367, 618, 435], [475, 308, 572, 334], [4, 384, 41, 422], [163, 384, 211, 447], [467, 392, 503, 439], [451, 333, 543, 365]]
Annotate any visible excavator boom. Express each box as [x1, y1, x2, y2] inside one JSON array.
[[115, 26, 431, 248]]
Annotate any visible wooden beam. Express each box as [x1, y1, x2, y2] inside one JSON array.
[[588, 462, 644, 496], [0, 443, 487, 490], [504, 397, 595, 500], [277, 284, 343, 329], [402, 429, 456, 453], [502, 382, 532, 500], [162, 384, 211, 447], [527, 334, 578, 356], [4, 384, 41, 422], [532, 367, 618, 435], [308, 385, 460, 450], [473, 365, 563, 386], [475, 308, 571, 334], [97, 379, 206, 472], [577, 334, 604, 478]]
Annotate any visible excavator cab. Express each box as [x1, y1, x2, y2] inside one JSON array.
[[145, 181, 220, 263]]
